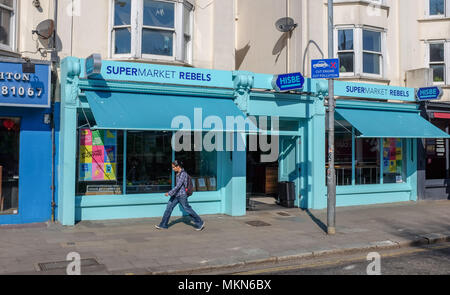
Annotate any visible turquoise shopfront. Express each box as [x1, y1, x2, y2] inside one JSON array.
[[57, 56, 448, 226]]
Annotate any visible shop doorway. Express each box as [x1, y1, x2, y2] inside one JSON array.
[[0, 118, 20, 215], [246, 135, 300, 211], [422, 118, 450, 200]]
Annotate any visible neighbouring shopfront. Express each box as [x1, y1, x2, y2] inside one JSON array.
[[0, 59, 52, 225], [323, 82, 450, 208], [418, 101, 450, 200], [57, 56, 449, 226]]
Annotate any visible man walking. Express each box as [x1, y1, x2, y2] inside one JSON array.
[[155, 160, 205, 231]]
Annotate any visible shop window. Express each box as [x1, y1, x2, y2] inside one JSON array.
[[175, 132, 218, 192], [326, 115, 408, 186], [382, 138, 406, 184], [111, 0, 193, 64], [278, 120, 299, 132], [429, 43, 446, 84], [326, 120, 353, 186], [126, 131, 172, 194], [0, 117, 20, 215], [76, 120, 219, 195], [0, 0, 15, 51], [76, 129, 125, 196], [356, 138, 380, 185]]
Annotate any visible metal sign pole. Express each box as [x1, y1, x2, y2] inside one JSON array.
[[327, 0, 336, 235]]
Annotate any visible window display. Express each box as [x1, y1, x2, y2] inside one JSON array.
[[126, 131, 172, 194], [207, 176, 217, 191], [383, 138, 406, 184], [175, 132, 218, 191], [195, 177, 208, 191], [79, 129, 118, 181], [326, 114, 407, 186], [76, 129, 124, 196], [76, 127, 218, 196], [0, 117, 20, 215], [326, 121, 352, 186], [355, 138, 380, 185]]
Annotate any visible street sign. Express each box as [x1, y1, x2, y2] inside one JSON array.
[[272, 72, 305, 92], [311, 58, 339, 79], [85, 53, 102, 78], [415, 86, 443, 101]]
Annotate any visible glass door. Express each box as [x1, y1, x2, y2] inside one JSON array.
[[0, 117, 20, 215]]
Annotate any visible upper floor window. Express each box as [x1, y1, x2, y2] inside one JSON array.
[[111, 0, 193, 63], [0, 0, 16, 52], [337, 29, 354, 73], [336, 27, 385, 78], [428, 42, 448, 84], [363, 30, 382, 75], [429, 0, 445, 16], [427, 0, 450, 17]]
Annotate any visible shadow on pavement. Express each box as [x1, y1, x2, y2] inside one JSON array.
[[302, 208, 328, 234], [167, 216, 197, 229]]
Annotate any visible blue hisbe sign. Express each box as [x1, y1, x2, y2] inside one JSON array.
[[0, 61, 50, 108], [311, 59, 340, 79], [272, 72, 305, 92], [415, 86, 443, 101]]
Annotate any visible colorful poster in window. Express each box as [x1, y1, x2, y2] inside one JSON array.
[[79, 129, 117, 181], [383, 139, 403, 174]]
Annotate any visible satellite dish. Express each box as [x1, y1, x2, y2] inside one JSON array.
[[33, 19, 55, 40], [275, 17, 298, 33]]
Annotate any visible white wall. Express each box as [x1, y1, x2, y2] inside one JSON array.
[[6, 0, 450, 100]]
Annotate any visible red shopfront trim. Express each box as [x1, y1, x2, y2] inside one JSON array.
[[433, 112, 450, 119]]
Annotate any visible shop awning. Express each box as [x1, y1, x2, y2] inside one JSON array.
[[335, 108, 450, 138], [84, 91, 257, 132]]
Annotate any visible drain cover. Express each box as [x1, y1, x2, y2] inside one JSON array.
[[38, 258, 100, 271], [245, 220, 271, 227], [277, 212, 291, 217]]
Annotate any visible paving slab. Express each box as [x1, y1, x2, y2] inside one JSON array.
[[0, 200, 449, 275]]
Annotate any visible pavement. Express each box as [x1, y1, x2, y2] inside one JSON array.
[[0, 199, 449, 275]]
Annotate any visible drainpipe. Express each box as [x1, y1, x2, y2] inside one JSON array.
[[50, 0, 59, 222], [286, 0, 290, 73], [51, 100, 56, 222]]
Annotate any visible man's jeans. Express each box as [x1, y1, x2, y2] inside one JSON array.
[[159, 195, 203, 229]]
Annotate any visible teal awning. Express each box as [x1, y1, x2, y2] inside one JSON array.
[[84, 91, 257, 132], [336, 108, 450, 138]]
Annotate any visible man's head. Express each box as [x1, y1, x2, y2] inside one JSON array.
[[172, 160, 183, 173]]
